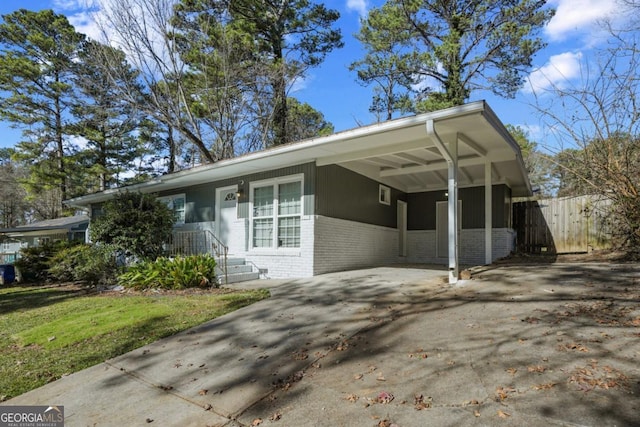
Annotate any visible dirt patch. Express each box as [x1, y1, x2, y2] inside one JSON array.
[[496, 250, 632, 264]]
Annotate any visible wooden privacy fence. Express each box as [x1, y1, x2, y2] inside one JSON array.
[[513, 195, 612, 254]]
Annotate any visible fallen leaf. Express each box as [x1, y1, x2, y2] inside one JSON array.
[[533, 382, 556, 390], [292, 351, 308, 360], [376, 391, 394, 404], [414, 394, 432, 410], [506, 368, 517, 376], [203, 404, 212, 411], [198, 389, 208, 396], [345, 393, 359, 402], [376, 373, 386, 381], [527, 365, 546, 373], [474, 410, 481, 417], [497, 410, 511, 418], [269, 412, 282, 421], [495, 386, 516, 401], [251, 419, 262, 426], [354, 373, 363, 380]]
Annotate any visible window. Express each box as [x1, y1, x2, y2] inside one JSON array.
[[379, 185, 391, 205], [251, 177, 302, 249], [158, 194, 186, 224]]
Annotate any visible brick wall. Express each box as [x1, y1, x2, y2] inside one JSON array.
[[313, 215, 399, 275], [244, 215, 315, 278], [407, 228, 515, 265]]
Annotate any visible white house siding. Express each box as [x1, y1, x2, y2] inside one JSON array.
[[244, 215, 315, 278], [313, 215, 399, 275], [407, 228, 515, 265]]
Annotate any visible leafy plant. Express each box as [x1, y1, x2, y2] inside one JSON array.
[[48, 244, 120, 286], [90, 192, 175, 260], [118, 255, 218, 290]]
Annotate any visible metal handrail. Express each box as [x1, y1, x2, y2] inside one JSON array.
[[166, 229, 229, 285]]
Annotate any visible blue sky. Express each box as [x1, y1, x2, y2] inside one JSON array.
[[0, 0, 631, 152]]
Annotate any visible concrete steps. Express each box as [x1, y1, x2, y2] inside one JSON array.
[[216, 257, 260, 284]]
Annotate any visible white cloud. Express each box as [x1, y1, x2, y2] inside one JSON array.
[[346, 0, 368, 18], [523, 51, 583, 95], [545, 0, 618, 41], [67, 11, 102, 40], [53, 0, 96, 10]]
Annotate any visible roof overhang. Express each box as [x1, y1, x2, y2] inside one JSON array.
[[0, 215, 89, 236], [65, 101, 531, 208]]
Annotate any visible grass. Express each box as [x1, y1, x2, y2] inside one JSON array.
[[0, 284, 270, 401]]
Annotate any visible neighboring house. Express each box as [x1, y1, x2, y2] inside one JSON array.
[[0, 215, 89, 263], [66, 101, 531, 283]]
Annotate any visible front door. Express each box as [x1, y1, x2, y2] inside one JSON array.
[[437, 200, 461, 258], [216, 186, 238, 251]]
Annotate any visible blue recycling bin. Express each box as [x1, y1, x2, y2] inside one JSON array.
[[0, 264, 16, 285]]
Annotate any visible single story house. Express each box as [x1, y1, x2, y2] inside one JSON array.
[[66, 101, 531, 283], [0, 215, 89, 263]]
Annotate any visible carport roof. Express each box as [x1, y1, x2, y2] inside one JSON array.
[[65, 100, 531, 208]]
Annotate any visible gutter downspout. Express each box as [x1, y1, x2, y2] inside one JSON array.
[[426, 120, 459, 284]]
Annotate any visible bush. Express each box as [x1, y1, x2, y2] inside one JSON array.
[[48, 244, 120, 286], [118, 255, 218, 290], [14, 241, 73, 283], [90, 192, 175, 260]]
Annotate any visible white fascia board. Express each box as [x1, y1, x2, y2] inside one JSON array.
[[481, 103, 532, 196]]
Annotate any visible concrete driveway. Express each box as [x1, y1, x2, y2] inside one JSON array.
[[6, 263, 640, 426]]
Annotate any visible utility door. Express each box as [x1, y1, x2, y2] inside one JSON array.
[[397, 201, 407, 257]]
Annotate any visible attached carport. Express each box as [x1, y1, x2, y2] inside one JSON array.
[[311, 101, 531, 283]]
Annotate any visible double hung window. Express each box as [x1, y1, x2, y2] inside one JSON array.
[[251, 178, 302, 249], [158, 194, 186, 224]]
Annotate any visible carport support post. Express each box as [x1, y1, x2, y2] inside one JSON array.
[[485, 160, 492, 265], [426, 120, 459, 284], [447, 138, 459, 283]]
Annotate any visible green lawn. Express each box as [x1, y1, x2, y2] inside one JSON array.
[[0, 284, 269, 401]]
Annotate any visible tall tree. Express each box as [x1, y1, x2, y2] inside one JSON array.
[[505, 124, 553, 196], [228, 0, 343, 145], [0, 9, 85, 216], [94, 0, 217, 164], [0, 148, 30, 228], [350, 1, 420, 120], [353, 0, 554, 113], [171, 0, 258, 158], [71, 40, 145, 192], [286, 97, 334, 142]]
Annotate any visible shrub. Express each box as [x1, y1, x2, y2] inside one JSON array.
[[48, 244, 120, 286], [14, 241, 74, 283], [90, 192, 175, 260], [118, 255, 218, 290]]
